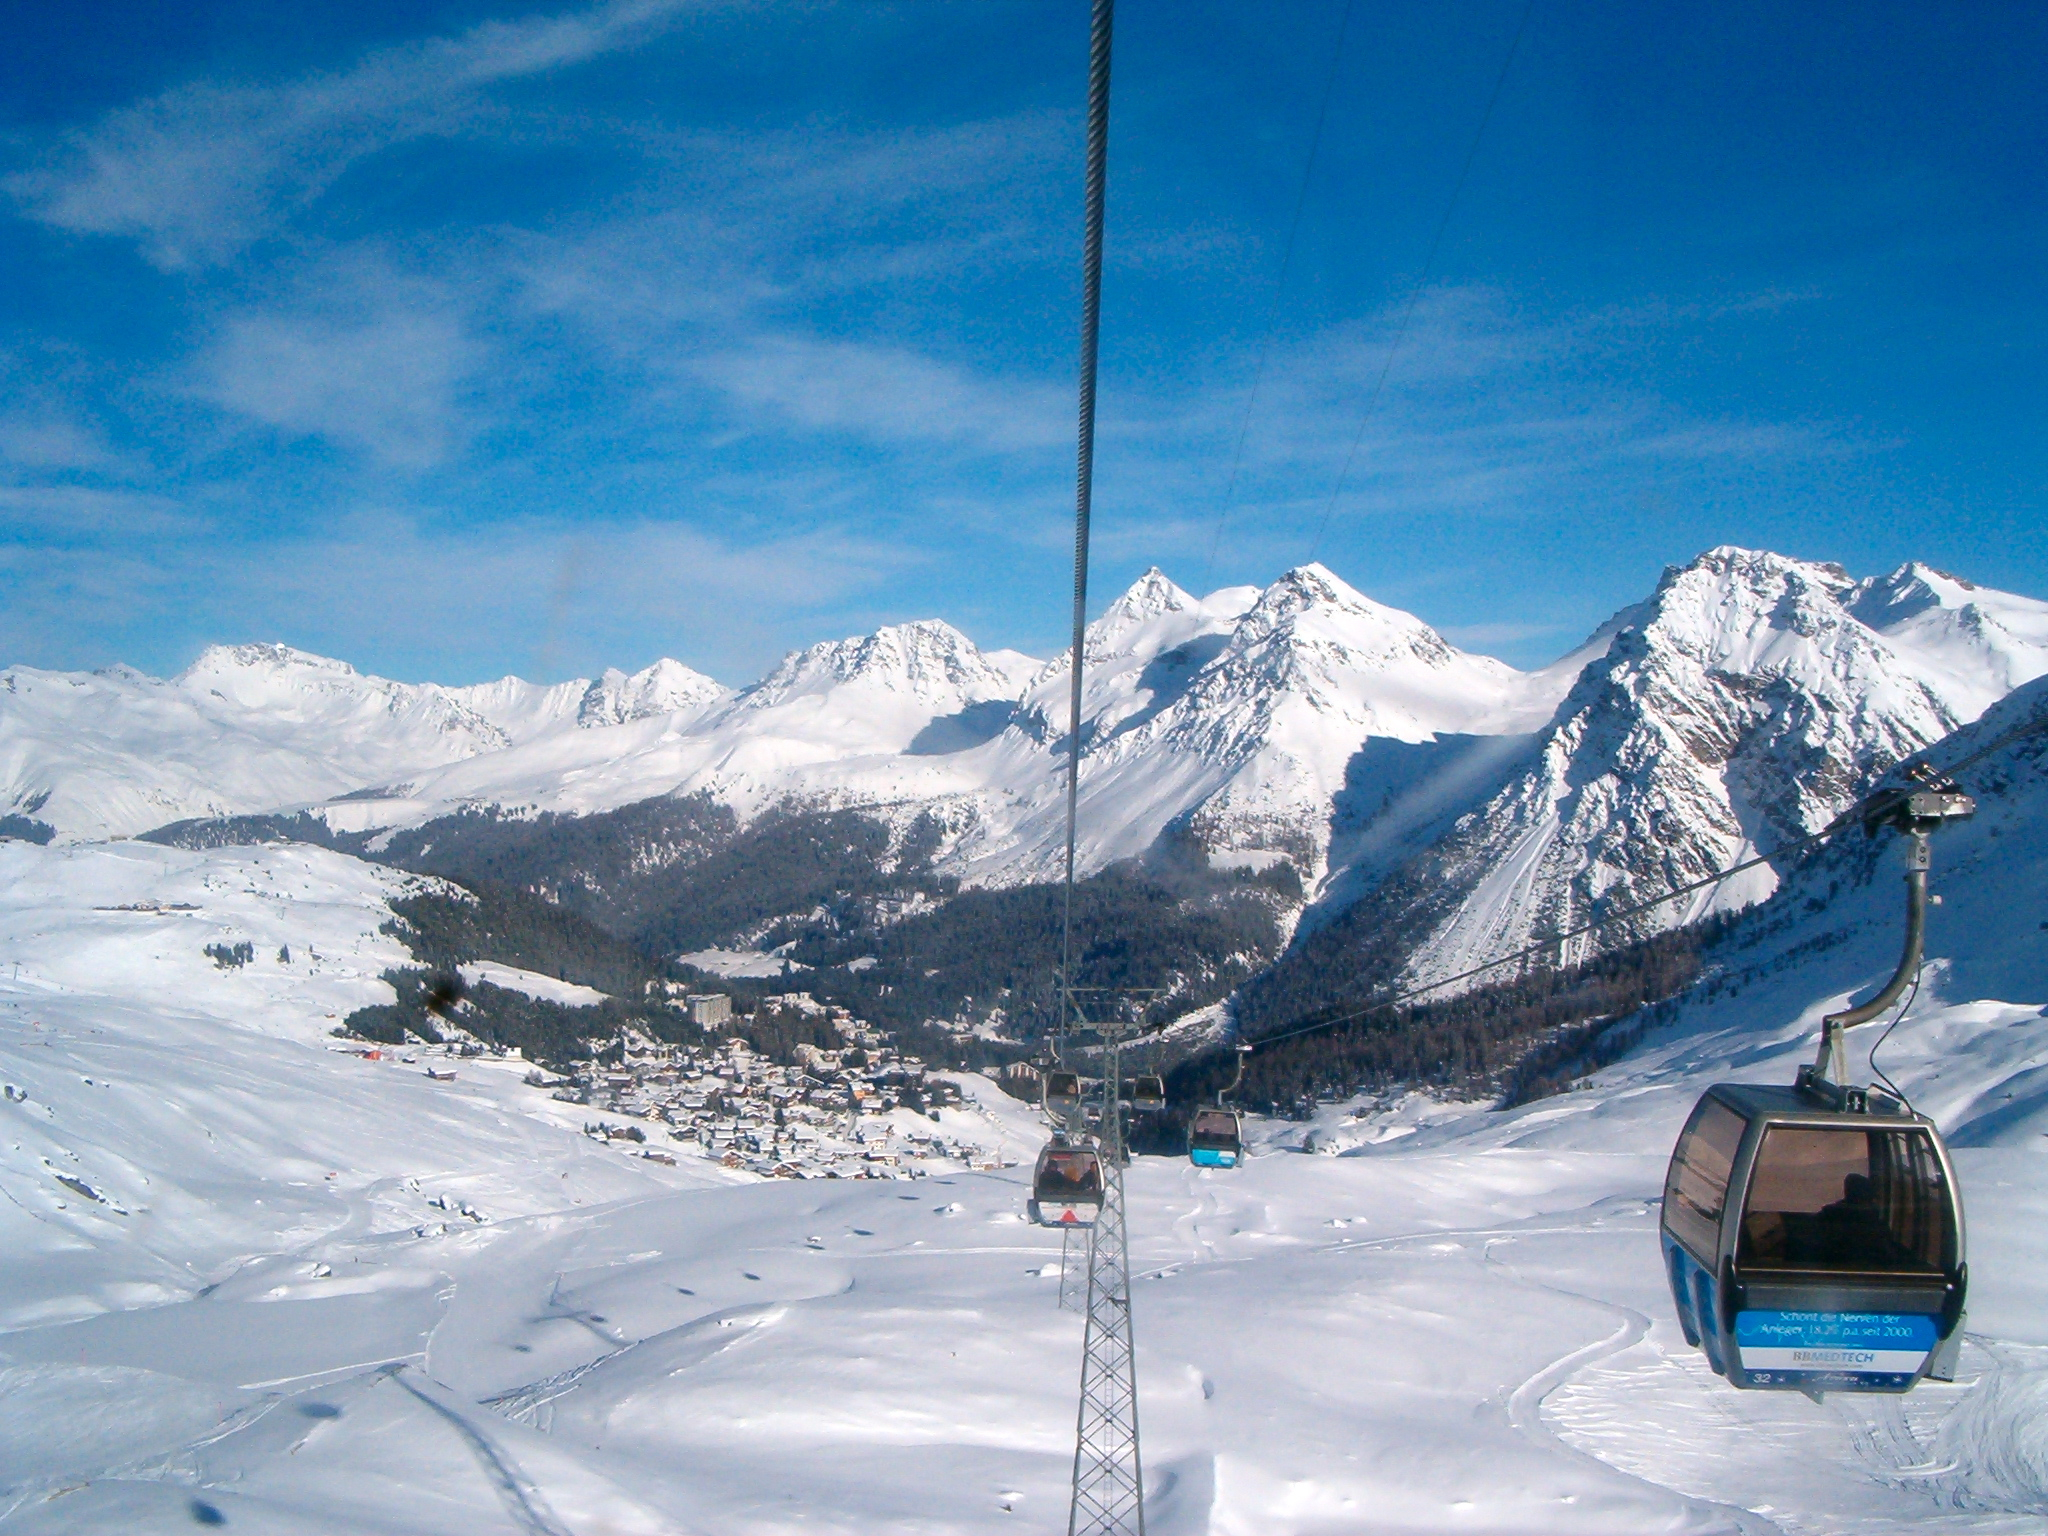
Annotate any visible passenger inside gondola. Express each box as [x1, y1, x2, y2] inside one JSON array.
[[1039, 1149, 1103, 1200], [1737, 1126, 1952, 1274]]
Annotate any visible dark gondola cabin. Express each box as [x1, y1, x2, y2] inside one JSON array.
[[1661, 1084, 1965, 1394], [1043, 1071, 1082, 1120], [1129, 1075, 1165, 1110], [1029, 1143, 1104, 1227], [1188, 1108, 1243, 1168]]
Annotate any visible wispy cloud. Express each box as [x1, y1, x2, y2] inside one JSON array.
[[0, 415, 116, 473], [1148, 285, 1855, 521], [0, 4, 1936, 685], [689, 332, 1070, 452], [0, 505, 920, 683], [0, 484, 192, 540], [4, 0, 703, 269], [200, 293, 475, 469], [1441, 620, 1570, 647], [504, 111, 1076, 457]]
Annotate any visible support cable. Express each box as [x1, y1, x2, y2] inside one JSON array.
[[1057, 8, 1146, 1534], [1307, 0, 1536, 564], [1241, 708, 2048, 1056], [1060, 0, 1115, 1032], [1197, 0, 1357, 593]]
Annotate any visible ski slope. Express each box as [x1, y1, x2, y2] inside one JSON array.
[[3, 825, 2047, 1533]]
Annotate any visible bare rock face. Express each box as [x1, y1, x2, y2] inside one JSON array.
[[12, 545, 2048, 1022], [1391, 546, 2047, 990], [577, 660, 729, 728]]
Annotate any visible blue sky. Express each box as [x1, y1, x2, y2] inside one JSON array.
[[2, 0, 2043, 686]]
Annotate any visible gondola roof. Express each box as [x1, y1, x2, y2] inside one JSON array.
[[1704, 1082, 1915, 1121]]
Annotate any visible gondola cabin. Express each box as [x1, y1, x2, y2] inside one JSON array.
[[1129, 1075, 1165, 1111], [1029, 1143, 1104, 1227], [1043, 1071, 1083, 1121], [1661, 1084, 1965, 1395], [1188, 1108, 1243, 1168]]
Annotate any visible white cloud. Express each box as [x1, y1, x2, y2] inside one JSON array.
[[4, 0, 704, 270], [0, 507, 921, 684], [1441, 620, 1570, 647], [0, 484, 193, 540], [0, 416, 115, 473], [201, 303, 474, 469], [689, 332, 1071, 452]]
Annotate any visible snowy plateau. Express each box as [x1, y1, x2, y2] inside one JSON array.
[[2, 545, 2048, 1532]]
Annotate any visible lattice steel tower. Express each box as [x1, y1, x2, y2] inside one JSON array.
[[1067, 1038, 1143, 1536]]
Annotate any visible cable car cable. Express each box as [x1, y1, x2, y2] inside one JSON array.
[[1057, 0, 1115, 1031], [1197, 0, 1358, 594], [1307, 0, 1536, 565], [1247, 826, 1826, 1053], [1237, 705, 2048, 1057]]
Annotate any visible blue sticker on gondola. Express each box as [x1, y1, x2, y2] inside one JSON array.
[[1735, 1310, 1936, 1374]]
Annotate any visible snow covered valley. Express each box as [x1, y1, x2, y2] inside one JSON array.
[[4, 831, 2048, 1533]]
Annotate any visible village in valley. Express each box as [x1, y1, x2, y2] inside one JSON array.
[[339, 985, 1017, 1183]]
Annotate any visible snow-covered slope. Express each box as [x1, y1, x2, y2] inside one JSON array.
[[0, 840, 724, 1334], [5, 712, 2048, 1531], [0, 648, 723, 842], [1382, 547, 2048, 989], [8, 551, 2045, 950]]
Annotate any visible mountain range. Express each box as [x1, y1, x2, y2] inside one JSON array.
[[5, 546, 2045, 1026]]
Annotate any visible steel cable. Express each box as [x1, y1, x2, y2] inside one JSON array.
[[1198, 0, 1358, 593], [1240, 706, 2048, 1056], [1060, 0, 1115, 1031], [1307, 0, 1536, 563]]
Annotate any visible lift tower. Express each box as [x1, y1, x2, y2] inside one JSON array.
[[1059, 1000, 1147, 1536]]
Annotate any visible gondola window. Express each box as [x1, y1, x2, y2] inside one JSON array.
[[1663, 1096, 1745, 1256], [1736, 1127, 1954, 1274]]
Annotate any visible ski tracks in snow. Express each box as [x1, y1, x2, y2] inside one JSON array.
[[390, 1365, 577, 1536], [1481, 1223, 1789, 1536], [1173, 1169, 1221, 1268], [1480, 1204, 2048, 1534]]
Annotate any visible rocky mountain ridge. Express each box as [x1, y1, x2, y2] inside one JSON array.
[[9, 548, 2047, 1001]]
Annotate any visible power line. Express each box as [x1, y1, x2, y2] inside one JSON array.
[[1307, 0, 1536, 564], [1197, 0, 1358, 595]]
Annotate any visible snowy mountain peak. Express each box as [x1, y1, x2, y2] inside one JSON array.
[[1851, 561, 1978, 628], [1385, 544, 2048, 994], [1096, 566, 1195, 630], [1637, 546, 1862, 665], [1262, 562, 1388, 614], [1848, 560, 2048, 712], [747, 619, 1028, 711], [578, 659, 729, 728], [179, 643, 363, 688], [1234, 563, 1453, 662], [1203, 569, 1539, 738]]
